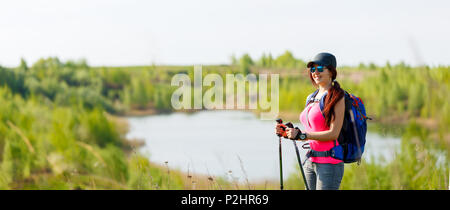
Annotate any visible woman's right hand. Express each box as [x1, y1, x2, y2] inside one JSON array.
[[275, 124, 286, 137]]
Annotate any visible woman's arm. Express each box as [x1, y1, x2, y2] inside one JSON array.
[[305, 97, 345, 141]]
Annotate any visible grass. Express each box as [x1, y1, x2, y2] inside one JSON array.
[[0, 57, 448, 190]]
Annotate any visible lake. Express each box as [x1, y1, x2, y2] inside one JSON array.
[[126, 110, 401, 183]]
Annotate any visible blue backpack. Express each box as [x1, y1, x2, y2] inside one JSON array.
[[305, 89, 371, 164]]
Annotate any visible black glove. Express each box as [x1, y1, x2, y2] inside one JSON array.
[[293, 127, 302, 140]]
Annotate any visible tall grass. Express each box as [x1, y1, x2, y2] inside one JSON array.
[[0, 55, 448, 189], [285, 121, 448, 190]]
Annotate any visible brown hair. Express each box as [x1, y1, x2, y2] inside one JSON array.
[[308, 65, 344, 127]]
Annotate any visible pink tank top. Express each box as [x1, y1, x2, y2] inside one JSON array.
[[300, 102, 343, 164]]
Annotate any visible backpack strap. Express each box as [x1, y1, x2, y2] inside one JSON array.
[[307, 150, 332, 158], [306, 140, 341, 159], [305, 89, 319, 108], [305, 89, 327, 118], [318, 92, 327, 113]]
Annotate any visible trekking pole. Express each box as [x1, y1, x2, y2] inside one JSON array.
[[275, 119, 285, 190], [285, 122, 310, 190]]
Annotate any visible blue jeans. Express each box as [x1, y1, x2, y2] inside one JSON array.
[[303, 159, 344, 190]]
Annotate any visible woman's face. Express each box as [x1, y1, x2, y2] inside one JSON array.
[[311, 64, 332, 86]]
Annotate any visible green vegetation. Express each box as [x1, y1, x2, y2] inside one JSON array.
[[0, 51, 448, 189], [286, 121, 448, 190]]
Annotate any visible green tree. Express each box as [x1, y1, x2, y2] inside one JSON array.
[[273, 50, 304, 69], [239, 53, 253, 75], [18, 58, 28, 71]]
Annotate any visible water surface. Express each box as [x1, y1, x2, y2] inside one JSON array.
[[126, 110, 401, 182]]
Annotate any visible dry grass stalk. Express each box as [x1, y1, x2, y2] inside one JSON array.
[[237, 155, 252, 190], [7, 121, 35, 154], [76, 141, 107, 167]]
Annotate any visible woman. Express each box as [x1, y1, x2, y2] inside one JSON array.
[[276, 52, 346, 190]]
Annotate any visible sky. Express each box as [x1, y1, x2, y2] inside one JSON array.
[[1, 0, 449, 67]]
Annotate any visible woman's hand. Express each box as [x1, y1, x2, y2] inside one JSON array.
[[275, 124, 286, 137], [286, 128, 300, 140]]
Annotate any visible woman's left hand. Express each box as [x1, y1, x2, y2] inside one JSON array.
[[286, 128, 300, 140]]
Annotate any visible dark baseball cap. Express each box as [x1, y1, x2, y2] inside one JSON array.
[[307, 52, 337, 68]]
